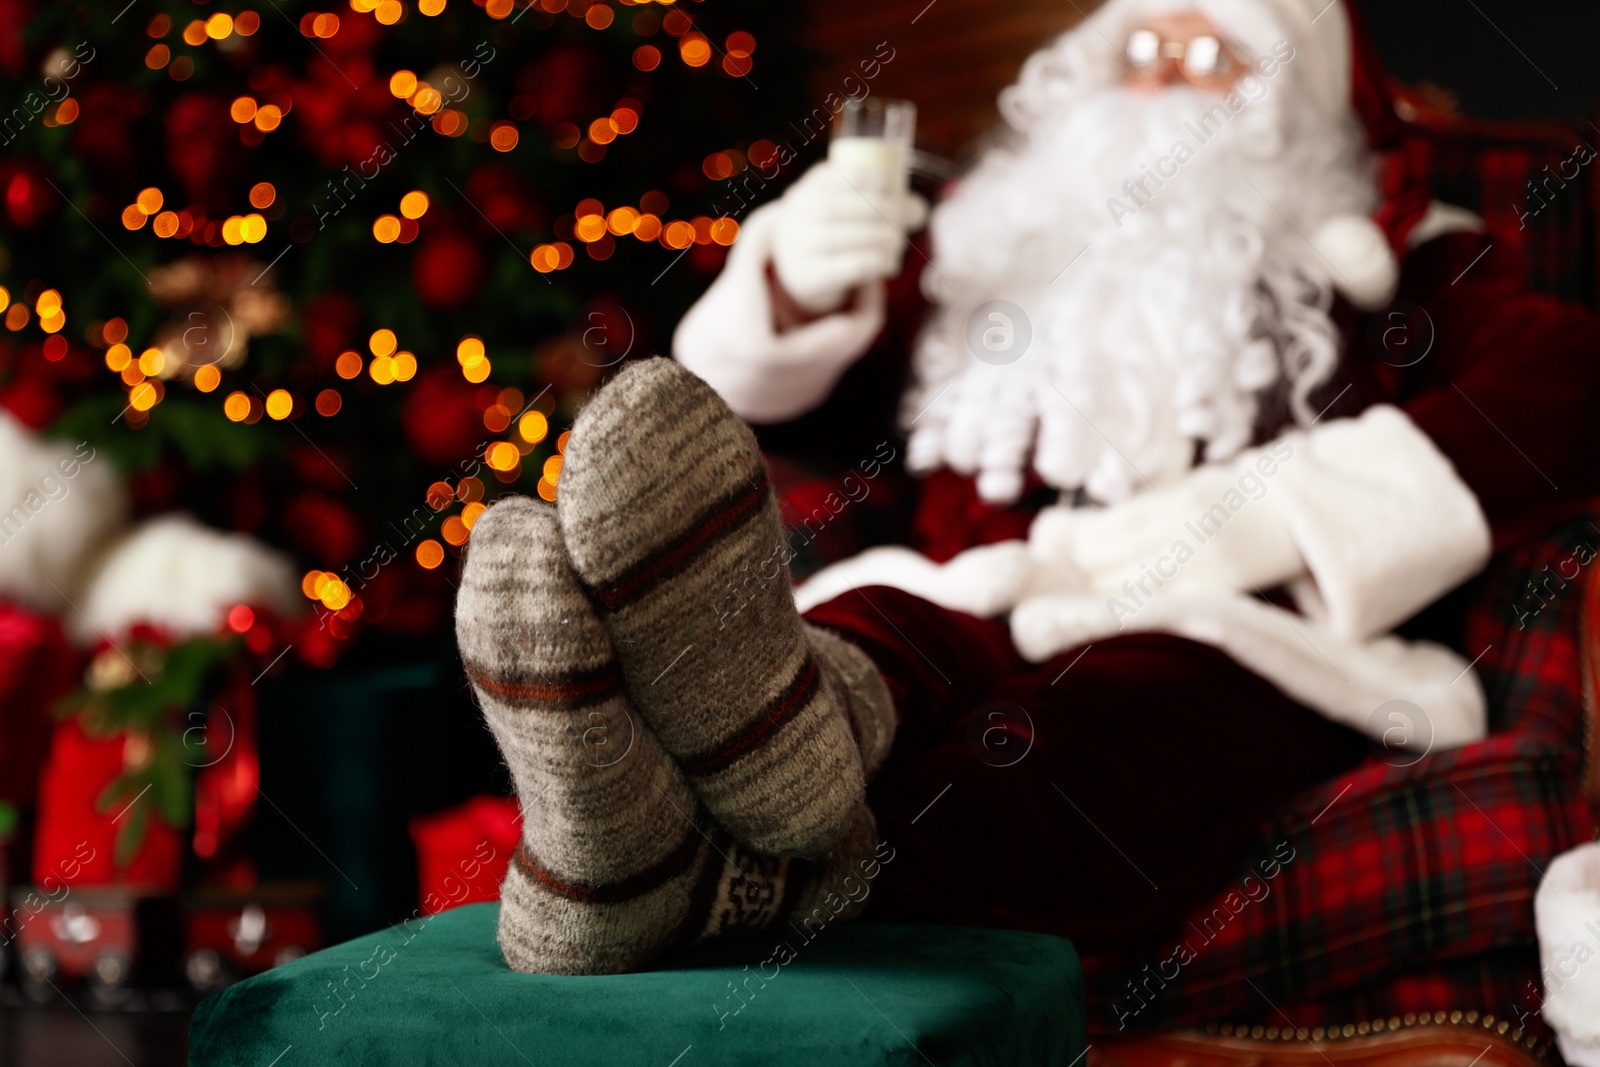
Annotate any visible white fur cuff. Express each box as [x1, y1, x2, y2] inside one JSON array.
[[1271, 405, 1492, 643]]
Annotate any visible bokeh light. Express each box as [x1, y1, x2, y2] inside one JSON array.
[[265, 389, 293, 420], [416, 540, 445, 568]]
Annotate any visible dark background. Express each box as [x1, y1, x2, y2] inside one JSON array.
[[797, 0, 1600, 162]]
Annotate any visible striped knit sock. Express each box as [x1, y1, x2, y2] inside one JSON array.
[[557, 358, 896, 858], [456, 496, 879, 975]]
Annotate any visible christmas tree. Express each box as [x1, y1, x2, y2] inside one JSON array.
[[4, 0, 809, 659], [0, 0, 810, 896]]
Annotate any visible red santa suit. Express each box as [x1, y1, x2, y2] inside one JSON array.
[[671, 0, 1600, 1000]]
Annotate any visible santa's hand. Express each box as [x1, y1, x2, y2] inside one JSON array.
[[1029, 457, 1304, 598], [771, 162, 928, 314]]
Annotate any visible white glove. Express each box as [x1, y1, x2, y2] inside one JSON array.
[[1537, 843, 1600, 1067], [771, 161, 928, 314], [1028, 449, 1305, 601]]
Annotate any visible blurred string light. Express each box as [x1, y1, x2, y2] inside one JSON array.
[[387, 69, 472, 136], [229, 91, 289, 148], [368, 328, 417, 383], [416, 540, 445, 569], [547, 191, 736, 266], [316, 388, 343, 415], [127, 184, 272, 246], [83, 305, 241, 418], [553, 100, 643, 164], [67, 0, 760, 530], [34, 289, 65, 334], [535, 429, 569, 501], [301, 570, 353, 612], [456, 336, 491, 383], [410, 471, 490, 571], [4, 291, 28, 331], [298, 12, 341, 36], [143, 10, 258, 76], [374, 190, 429, 242]]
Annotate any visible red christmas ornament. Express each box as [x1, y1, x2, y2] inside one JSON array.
[[402, 366, 483, 467], [0, 370, 62, 428], [284, 490, 363, 568], [0, 160, 57, 229], [465, 164, 545, 233], [410, 229, 484, 311], [520, 43, 608, 134], [165, 93, 239, 211], [299, 292, 361, 369], [69, 83, 145, 183], [289, 443, 358, 494], [286, 42, 391, 169]]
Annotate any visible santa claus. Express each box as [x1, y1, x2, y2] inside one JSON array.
[[454, 0, 1600, 1054]]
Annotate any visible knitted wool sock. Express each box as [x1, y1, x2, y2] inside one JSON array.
[[456, 497, 881, 975], [557, 358, 896, 857]]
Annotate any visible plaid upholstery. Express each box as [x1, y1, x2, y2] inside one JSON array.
[[1076, 514, 1598, 1037], [769, 447, 1597, 1038], [1396, 118, 1599, 309]]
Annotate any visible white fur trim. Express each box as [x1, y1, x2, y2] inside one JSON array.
[[1270, 405, 1492, 642], [1537, 843, 1600, 1064], [73, 514, 302, 643], [796, 539, 1486, 751], [673, 201, 886, 424], [1407, 200, 1487, 249], [794, 404, 1495, 747], [1008, 586, 1485, 748], [1311, 214, 1398, 310], [795, 541, 1047, 618], [0, 412, 126, 614]]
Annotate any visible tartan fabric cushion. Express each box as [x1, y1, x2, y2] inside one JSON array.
[[1080, 514, 1598, 1037], [1397, 123, 1597, 309], [769, 428, 1597, 1037]]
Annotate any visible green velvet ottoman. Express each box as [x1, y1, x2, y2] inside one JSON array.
[[189, 903, 1084, 1066]]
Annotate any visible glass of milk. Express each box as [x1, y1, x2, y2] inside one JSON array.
[[829, 97, 916, 202]]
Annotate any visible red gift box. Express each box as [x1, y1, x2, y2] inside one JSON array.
[[408, 794, 520, 915], [32, 719, 184, 893]]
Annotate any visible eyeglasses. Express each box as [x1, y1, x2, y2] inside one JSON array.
[[1125, 28, 1236, 83]]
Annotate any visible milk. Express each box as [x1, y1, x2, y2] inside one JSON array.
[[828, 136, 911, 200]]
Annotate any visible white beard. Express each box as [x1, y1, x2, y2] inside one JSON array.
[[904, 81, 1376, 504]]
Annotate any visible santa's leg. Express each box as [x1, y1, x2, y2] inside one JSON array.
[[807, 586, 1372, 948], [558, 358, 895, 857], [457, 496, 879, 974]]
